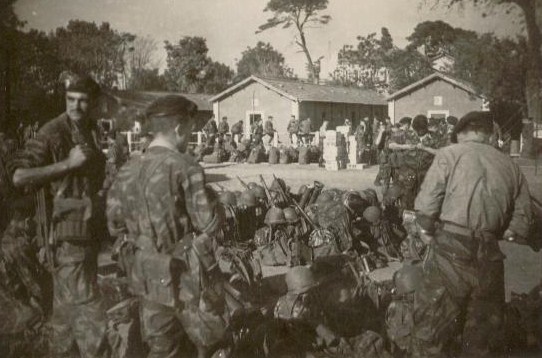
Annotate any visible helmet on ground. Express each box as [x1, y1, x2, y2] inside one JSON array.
[[343, 191, 370, 217], [264, 207, 287, 226], [361, 188, 379, 206], [247, 182, 258, 190], [250, 185, 267, 200], [393, 263, 424, 295], [363, 206, 381, 224], [285, 266, 318, 294], [385, 185, 402, 201], [219, 191, 237, 206], [238, 190, 258, 208], [283, 207, 299, 223], [305, 204, 319, 225]]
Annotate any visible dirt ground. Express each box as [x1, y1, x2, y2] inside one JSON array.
[[203, 161, 542, 300]]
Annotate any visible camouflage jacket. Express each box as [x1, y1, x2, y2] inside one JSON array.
[[107, 143, 223, 253], [11, 113, 106, 227]]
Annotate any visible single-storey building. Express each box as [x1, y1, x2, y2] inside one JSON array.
[[209, 76, 387, 145], [387, 72, 487, 124], [112, 91, 214, 130]]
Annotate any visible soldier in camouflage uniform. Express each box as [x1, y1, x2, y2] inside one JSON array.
[[11, 73, 108, 357], [107, 95, 225, 358], [414, 112, 534, 357], [388, 115, 438, 210]]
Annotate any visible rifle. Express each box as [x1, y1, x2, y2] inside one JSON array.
[[237, 176, 249, 190], [272, 174, 317, 229], [36, 188, 55, 271], [258, 175, 274, 206]]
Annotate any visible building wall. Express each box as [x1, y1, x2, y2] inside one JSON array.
[[299, 102, 387, 131], [213, 81, 295, 144], [390, 79, 483, 123]]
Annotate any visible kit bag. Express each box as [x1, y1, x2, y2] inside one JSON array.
[[268, 147, 280, 164], [53, 177, 93, 241], [298, 146, 310, 165]]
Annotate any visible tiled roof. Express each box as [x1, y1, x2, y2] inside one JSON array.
[[114, 91, 213, 111], [387, 72, 482, 101], [209, 76, 386, 106]]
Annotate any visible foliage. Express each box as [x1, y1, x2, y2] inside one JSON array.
[[257, 0, 331, 82], [428, 0, 542, 156], [236, 41, 295, 80], [163, 36, 233, 93], [331, 27, 432, 93], [52, 20, 135, 89], [127, 68, 166, 91]]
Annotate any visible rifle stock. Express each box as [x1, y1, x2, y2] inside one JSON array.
[[237, 176, 249, 190], [258, 175, 274, 206]]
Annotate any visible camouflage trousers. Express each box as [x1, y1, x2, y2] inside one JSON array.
[[51, 241, 108, 357], [140, 299, 187, 358], [413, 230, 505, 357]]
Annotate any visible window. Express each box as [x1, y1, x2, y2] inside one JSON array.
[[433, 96, 443, 106]]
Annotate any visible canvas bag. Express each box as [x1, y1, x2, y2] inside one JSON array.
[[52, 176, 93, 241]]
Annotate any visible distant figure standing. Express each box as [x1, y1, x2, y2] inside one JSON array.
[[299, 117, 312, 145], [218, 116, 229, 139], [231, 119, 244, 144], [287, 115, 300, 147], [203, 116, 218, 146], [251, 118, 264, 143], [264, 115, 276, 144]]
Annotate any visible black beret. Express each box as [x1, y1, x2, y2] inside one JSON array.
[[61, 72, 100, 97], [145, 95, 198, 119], [453, 111, 493, 138]]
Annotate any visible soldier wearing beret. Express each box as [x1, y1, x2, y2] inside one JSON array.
[[11, 72, 108, 356], [413, 111, 534, 356], [107, 95, 226, 357]]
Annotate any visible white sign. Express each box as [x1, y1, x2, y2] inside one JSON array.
[[433, 96, 443, 106]]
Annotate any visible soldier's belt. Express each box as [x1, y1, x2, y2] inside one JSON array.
[[441, 222, 475, 238]]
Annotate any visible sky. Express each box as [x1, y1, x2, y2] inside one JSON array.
[[14, 0, 524, 79]]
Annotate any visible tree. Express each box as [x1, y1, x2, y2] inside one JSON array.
[[163, 36, 233, 93], [431, 0, 541, 157], [0, 0, 25, 129], [52, 20, 135, 89], [128, 68, 166, 91], [236, 41, 295, 80], [331, 27, 432, 93], [201, 61, 234, 94], [257, 0, 331, 83]]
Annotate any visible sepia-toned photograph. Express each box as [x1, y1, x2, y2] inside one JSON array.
[[1, 0, 541, 357]]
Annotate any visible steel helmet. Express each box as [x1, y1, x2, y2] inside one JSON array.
[[238, 190, 258, 208], [361, 188, 379, 206], [285, 266, 318, 294], [385, 185, 402, 201], [393, 263, 424, 295], [247, 182, 259, 190], [264, 207, 287, 226], [219, 191, 237, 207], [283, 207, 299, 223], [250, 185, 267, 200], [363, 206, 381, 224], [343, 191, 370, 217]]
